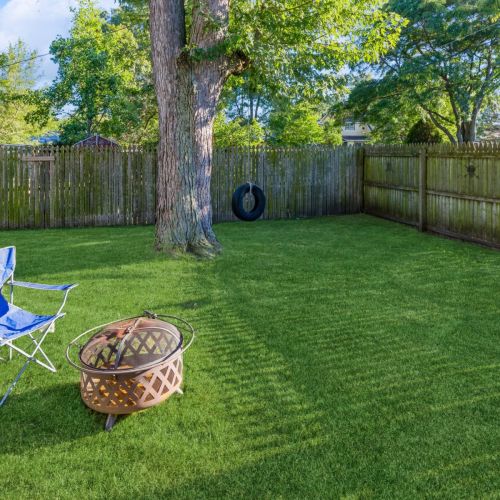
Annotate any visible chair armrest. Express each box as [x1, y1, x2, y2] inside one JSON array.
[[11, 281, 78, 292]]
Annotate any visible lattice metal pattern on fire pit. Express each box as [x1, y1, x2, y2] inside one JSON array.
[[67, 313, 194, 429]]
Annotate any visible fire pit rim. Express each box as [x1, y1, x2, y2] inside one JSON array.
[[78, 323, 183, 373], [66, 313, 195, 376]]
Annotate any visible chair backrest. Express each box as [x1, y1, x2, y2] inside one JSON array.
[[0, 247, 16, 287]]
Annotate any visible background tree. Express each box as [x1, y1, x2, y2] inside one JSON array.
[[338, 77, 423, 143], [268, 103, 325, 146], [221, 72, 272, 123], [0, 41, 54, 144], [476, 95, 500, 141], [343, 0, 499, 144], [214, 111, 264, 148], [110, 0, 159, 144], [149, 0, 403, 255], [267, 103, 342, 146], [32, 0, 144, 144], [219, 74, 344, 146], [322, 119, 343, 146]]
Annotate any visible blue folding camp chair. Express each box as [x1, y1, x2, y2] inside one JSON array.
[[0, 246, 77, 406]]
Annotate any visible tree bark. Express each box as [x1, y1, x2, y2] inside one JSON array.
[[460, 119, 477, 143], [192, 61, 228, 249], [149, 0, 234, 256]]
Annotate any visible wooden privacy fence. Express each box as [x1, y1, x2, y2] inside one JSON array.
[[0, 146, 157, 228], [1, 143, 499, 248], [362, 143, 500, 248], [0, 145, 360, 229], [212, 146, 360, 222]]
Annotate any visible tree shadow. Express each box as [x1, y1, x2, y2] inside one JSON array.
[[0, 382, 102, 455], [145, 445, 335, 499], [177, 219, 500, 497], [0, 225, 162, 277]]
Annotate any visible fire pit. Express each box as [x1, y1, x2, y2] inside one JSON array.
[[66, 312, 194, 430]]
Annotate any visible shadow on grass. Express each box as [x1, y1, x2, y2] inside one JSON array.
[[0, 225, 160, 277], [172, 219, 500, 497], [145, 446, 500, 499], [145, 446, 336, 498], [0, 218, 498, 497], [0, 382, 101, 454], [141, 303, 500, 498]]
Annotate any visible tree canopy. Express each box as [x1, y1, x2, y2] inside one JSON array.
[[0, 40, 55, 144], [30, 0, 152, 145], [118, 0, 404, 149], [342, 0, 499, 143], [217, 0, 403, 145]]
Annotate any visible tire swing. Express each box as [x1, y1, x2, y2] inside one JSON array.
[[232, 182, 266, 222]]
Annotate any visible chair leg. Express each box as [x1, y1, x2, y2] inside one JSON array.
[[0, 358, 31, 407], [0, 324, 57, 407], [27, 332, 56, 372]]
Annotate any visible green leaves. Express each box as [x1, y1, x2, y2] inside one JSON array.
[[213, 0, 405, 144], [0, 40, 55, 144], [36, 0, 148, 144], [185, 0, 403, 101], [343, 0, 499, 143], [405, 119, 443, 143], [268, 102, 342, 146], [214, 112, 265, 147]]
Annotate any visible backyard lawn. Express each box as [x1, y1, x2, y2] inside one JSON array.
[[0, 215, 499, 499]]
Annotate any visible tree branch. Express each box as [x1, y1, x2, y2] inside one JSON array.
[[190, 0, 229, 50], [472, 47, 495, 120], [420, 104, 456, 144], [421, 107, 454, 125]]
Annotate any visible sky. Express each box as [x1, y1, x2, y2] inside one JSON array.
[[0, 0, 117, 86]]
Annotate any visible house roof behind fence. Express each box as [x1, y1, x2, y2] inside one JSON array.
[[74, 134, 120, 148]]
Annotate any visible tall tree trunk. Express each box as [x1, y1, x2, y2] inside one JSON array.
[[460, 119, 477, 143], [192, 61, 227, 249], [149, 0, 235, 256]]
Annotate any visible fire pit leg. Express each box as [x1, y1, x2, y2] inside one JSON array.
[[105, 414, 117, 431], [176, 388, 183, 395]]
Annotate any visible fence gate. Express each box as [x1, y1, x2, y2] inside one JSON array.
[[24, 152, 54, 229]]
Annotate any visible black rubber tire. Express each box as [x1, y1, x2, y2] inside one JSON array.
[[232, 183, 266, 221]]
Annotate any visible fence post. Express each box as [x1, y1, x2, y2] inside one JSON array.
[[418, 147, 427, 232], [357, 146, 365, 213]]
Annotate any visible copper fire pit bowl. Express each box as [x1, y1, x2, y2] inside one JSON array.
[[66, 312, 194, 430]]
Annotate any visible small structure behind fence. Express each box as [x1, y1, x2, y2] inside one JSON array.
[[0, 143, 499, 248]]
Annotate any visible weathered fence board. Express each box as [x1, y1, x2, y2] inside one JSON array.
[[211, 146, 360, 223], [363, 143, 500, 247], [1, 143, 499, 247], [0, 145, 360, 229]]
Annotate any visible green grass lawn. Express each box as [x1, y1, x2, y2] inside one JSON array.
[[0, 215, 499, 499]]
